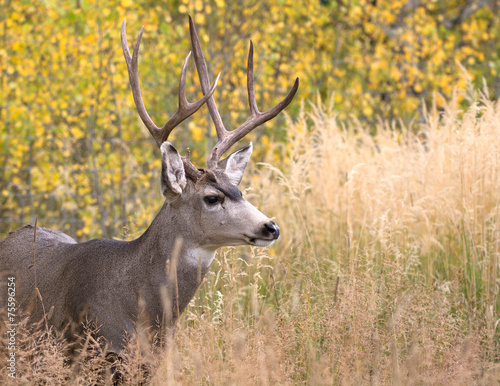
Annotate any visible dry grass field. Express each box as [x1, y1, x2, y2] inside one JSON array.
[[1, 90, 500, 384]]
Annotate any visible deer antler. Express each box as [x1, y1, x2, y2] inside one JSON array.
[[188, 16, 299, 169], [121, 19, 220, 147]]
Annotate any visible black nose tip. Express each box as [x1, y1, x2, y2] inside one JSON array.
[[264, 221, 280, 239]]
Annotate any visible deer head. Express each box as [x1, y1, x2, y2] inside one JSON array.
[[121, 17, 299, 250]]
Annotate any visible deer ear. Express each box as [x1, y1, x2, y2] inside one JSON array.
[[160, 142, 187, 201], [218, 143, 253, 186]]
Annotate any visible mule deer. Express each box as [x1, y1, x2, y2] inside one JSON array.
[[0, 17, 298, 353]]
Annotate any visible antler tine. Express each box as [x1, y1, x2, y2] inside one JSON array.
[[247, 40, 260, 116], [181, 148, 203, 180], [188, 16, 299, 169], [188, 16, 228, 143], [161, 52, 221, 144], [121, 20, 160, 143], [207, 40, 299, 167], [121, 19, 220, 148]]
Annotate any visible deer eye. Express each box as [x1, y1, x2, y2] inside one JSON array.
[[204, 195, 221, 205]]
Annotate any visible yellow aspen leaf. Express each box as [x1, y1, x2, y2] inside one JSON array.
[[189, 121, 203, 142], [195, 13, 206, 25], [363, 106, 373, 117]]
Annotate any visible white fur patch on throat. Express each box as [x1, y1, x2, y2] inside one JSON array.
[[183, 247, 216, 268]]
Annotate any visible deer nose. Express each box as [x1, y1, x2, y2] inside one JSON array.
[[264, 221, 280, 239]]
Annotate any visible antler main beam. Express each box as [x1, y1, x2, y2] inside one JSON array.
[[121, 19, 220, 147], [188, 16, 299, 168]]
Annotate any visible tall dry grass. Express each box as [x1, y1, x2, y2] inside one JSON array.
[[2, 88, 499, 384]]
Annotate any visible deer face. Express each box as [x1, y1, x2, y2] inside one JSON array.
[[160, 142, 279, 249]]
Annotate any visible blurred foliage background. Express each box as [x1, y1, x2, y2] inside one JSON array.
[[2, 0, 500, 240]]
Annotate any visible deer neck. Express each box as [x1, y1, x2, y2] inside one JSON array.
[[130, 201, 216, 315], [133, 200, 217, 269]]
